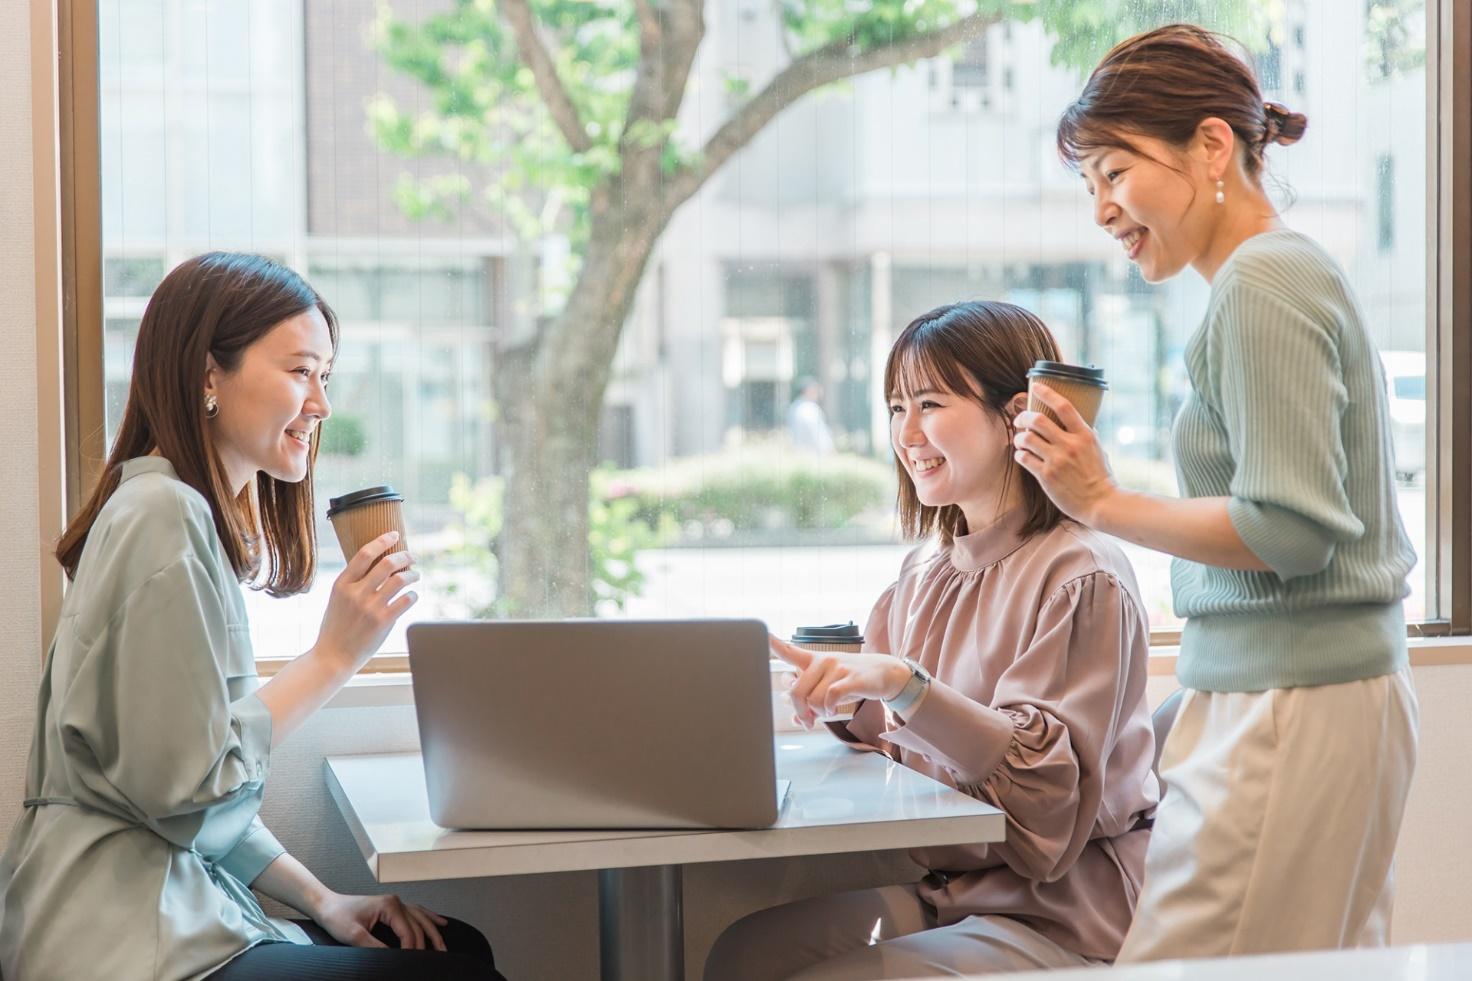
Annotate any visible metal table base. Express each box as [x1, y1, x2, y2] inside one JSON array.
[[599, 864, 684, 980]]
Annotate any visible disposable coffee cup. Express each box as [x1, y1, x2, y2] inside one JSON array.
[[789, 622, 864, 721], [326, 485, 408, 567], [1026, 361, 1108, 428]]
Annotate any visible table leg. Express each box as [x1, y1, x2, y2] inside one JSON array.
[[598, 864, 684, 981]]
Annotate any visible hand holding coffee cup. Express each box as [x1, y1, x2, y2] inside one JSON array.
[[1026, 361, 1107, 429], [315, 530, 420, 673], [316, 486, 419, 672], [1013, 364, 1121, 526], [327, 486, 408, 568]]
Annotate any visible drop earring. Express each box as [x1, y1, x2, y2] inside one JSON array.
[[205, 393, 219, 418], [1215, 179, 1225, 205]]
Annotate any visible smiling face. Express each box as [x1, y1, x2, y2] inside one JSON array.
[[1080, 136, 1222, 284], [205, 307, 333, 494], [888, 376, 1024, 533]]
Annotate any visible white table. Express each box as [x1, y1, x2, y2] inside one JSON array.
[[324, 731, 1005, 981], [989, 941, 1472, 980]]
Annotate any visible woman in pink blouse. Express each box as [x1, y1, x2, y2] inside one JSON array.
[[705, 301, 1158, 979]]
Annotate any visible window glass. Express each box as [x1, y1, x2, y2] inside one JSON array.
[[98, 0, 1431, 656]]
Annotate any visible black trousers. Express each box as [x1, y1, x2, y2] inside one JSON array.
[[205, 917, 507, 981]]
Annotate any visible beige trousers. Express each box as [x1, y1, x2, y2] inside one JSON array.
[[1117, 668, 1419, 963], [702, 884, 1095, 981]]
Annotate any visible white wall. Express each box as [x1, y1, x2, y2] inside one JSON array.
[[1, 0, 1468, 976], [1, 0, 44, 864]]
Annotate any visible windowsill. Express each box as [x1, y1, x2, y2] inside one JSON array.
[[325, 672, 418, 709], [320, 636, 1472, 710], [1145, 634, 1472, 677]]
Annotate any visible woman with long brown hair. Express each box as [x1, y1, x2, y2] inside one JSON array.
[[1016, 24, 1418, 960], [705, 301, 1157, 978], [0, 253, 505, 980]]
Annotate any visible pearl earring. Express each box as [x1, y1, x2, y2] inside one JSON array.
[[1215, 179, 1225, 205], [205, 393, 219, 418]]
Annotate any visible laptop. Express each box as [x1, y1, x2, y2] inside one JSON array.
[[407, 618, 787, 830]]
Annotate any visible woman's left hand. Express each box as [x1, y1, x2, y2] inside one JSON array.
[[770, 636, 910, 729], [313, 891, 448, 951], [1012, 383, 1119, 527]]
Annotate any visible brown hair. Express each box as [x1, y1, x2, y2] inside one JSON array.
[[57, 252, 339, 596], [885, 301, 1064, 546], [1056, 24, 1307, 182]]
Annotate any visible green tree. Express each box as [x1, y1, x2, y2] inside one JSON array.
[[1365, 0, 1426, 81], [318, 413, 369, 457], [372, 0, 1266, 616]]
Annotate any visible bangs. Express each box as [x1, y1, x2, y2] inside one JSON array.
[[1055, 104, 1100, 170], [885, 327, 982, 403], [1056, 102, 1143, 172]]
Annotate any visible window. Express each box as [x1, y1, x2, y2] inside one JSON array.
[[935, 35, 993, 112], [74, 0, 1454, 664], [1257, 41, 1283, 93], [1378, 154, 1397, 252]]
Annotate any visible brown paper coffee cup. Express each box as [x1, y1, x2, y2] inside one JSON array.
[[327, 486, 408, 566], [1026, 361, 1107, 428], [790, 624, 864, 720]]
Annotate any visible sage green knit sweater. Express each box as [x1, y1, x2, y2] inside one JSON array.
[[1170, 229, 1415, 692]]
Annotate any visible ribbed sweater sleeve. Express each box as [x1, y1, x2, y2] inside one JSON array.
[[1211, 276, 1365, 579]]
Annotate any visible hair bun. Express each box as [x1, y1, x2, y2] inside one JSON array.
[[1263, 101, 1308, 146]]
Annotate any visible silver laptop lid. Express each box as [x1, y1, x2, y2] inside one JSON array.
[[408, 618, 778, 830]]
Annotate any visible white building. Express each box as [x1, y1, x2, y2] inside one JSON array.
[[98, 0, 1426, 495]]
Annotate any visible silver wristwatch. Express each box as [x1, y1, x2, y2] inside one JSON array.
[[883, 657, 932, 717]]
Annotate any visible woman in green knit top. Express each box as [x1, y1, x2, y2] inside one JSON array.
[[1013, 25, 1419, 962]]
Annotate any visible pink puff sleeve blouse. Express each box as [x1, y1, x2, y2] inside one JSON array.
[[832, 508, 1158, 962]]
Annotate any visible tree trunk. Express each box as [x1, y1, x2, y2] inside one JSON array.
[[495, 193, 665, 616]]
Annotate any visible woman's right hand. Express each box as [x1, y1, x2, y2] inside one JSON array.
[[771, 635, 910, 728], [313, 531, 420, 672]]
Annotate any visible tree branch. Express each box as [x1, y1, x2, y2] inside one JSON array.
[[499, 0, 593, 154], [625, 0, 668, 144], [623, 0, 704, 182], [658, 0, 705, 121], [665, 11, 999, 209], [626, 0, 704, 133], [633, 0, 662, 43]]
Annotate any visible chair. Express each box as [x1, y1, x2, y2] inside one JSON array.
[[1151, 687, 1186, 796]]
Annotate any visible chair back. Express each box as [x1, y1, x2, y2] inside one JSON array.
[[1151, 688, 1185, 794]]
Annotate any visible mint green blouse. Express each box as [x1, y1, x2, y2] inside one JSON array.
[[0, 457, 309, 981]]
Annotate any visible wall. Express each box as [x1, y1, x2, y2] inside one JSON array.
[[1, 0, 44, 871]]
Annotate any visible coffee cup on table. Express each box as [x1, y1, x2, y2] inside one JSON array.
[[788, 622, 864, 722], [1026, 361, 1108, 429], [326, 486, 408, 568]]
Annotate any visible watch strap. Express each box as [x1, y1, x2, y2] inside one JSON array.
[[883, 657, 931, 717]]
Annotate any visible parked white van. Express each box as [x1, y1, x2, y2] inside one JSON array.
[[1380, 350, 1426, 482]]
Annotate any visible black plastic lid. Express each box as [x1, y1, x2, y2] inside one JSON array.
[[1027, 360, 1108, 389], [326, 485, 403, 518], [790, 621, 864, 644]]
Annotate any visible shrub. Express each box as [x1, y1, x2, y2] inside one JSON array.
[[319, 414, 368, 457], [445, 469, 676, 615], [613, 443, 895, 537]]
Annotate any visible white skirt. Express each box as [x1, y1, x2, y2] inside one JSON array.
[[1117, 668, 1419, 962]]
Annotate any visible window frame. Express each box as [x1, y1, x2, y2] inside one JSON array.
[[48, 0, 1472, 662]]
